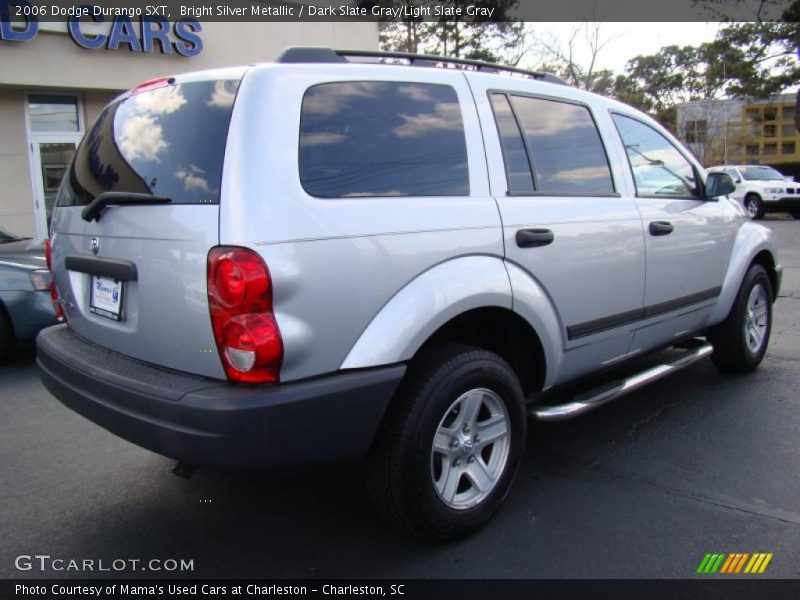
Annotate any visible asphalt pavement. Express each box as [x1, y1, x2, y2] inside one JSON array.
[[2, 218, 799, 579]]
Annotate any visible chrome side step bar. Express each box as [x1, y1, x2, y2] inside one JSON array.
[[530, 341, 713, 422]]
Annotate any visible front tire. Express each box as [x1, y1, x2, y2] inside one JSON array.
[[709, 264, 772, 373], [744, 193, 764, 220], [366, 344, 526, 542]]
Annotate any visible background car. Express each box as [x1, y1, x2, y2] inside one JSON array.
[[0, 228, 57, 362], [708, 164, 800, 220]]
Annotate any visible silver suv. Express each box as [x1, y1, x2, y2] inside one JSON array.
[[37, 48, 781, 541]]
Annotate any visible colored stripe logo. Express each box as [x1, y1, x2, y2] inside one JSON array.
[[696, 553, 773, 574]]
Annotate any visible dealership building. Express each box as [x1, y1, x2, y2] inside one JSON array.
[[0, 15, 378, 241]]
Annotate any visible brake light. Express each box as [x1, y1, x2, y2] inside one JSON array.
[[44, 238, 65, 322], [45, 238, 52, 270], [207, 247, 283, 383], [132, 76, 175, 94]]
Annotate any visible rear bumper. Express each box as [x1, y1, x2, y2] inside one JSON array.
[[36, 325, 405, 468]]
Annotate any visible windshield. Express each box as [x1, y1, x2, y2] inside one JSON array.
[[740, 166, 784, 181], [58, 79, 240, 208]]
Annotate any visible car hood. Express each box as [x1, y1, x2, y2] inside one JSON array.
[[0, 240, 47, 270]]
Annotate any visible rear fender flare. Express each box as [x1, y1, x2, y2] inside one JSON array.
[[340, 256, 513, 369]]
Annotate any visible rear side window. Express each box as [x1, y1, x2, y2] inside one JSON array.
[[507, 95, 615, 195], [58, 79, 240, 207], [299, 81, 469, 198]]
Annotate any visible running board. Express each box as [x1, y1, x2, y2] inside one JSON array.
[[530, 341, 713, 422]]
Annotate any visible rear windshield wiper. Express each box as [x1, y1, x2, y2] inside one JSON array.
[[81, 192, 172, 222]]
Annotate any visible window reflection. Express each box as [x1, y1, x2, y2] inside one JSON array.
[[510, 96, 614, 195], [28, 95, 79, 133], [490, 94, 534, 193], [299, 82, 469, 198], [613, 114, 701, 198], [59, 80, 240, 207]]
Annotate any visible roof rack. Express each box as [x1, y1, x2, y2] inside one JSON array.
[[276, 47, 569, 86]]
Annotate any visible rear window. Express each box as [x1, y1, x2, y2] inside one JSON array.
[[299, 81, 469, 198], [58, 79, 240, 207]]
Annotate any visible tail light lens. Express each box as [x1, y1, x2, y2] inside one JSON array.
[[44, 238, 65, 322], [208, 247, 283, 383]]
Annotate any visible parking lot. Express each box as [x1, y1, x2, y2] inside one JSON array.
[[2, 218, 799, 579]]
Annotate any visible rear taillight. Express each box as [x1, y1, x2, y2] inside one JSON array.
[[207, 247, 283, 384], [45, 238, 52, 270], [44, 238, 65, 322]]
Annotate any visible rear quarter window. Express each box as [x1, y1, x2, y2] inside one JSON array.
[[299, 81, 469, 198]]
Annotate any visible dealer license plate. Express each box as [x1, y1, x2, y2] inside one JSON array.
[[89, 276, 124, 321]]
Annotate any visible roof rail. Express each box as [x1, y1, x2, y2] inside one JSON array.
[[275, 47, 569, 86]]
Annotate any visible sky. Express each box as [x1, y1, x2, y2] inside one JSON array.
[[523, 22, 723, 75]]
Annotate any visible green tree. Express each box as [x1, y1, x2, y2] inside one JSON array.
[[714, 21, 800, 98], [379, 0, 527, 65]]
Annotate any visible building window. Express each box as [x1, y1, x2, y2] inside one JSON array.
[[763, 106, 778, 121], [764, 124, 777, 138], [783, 124, 796, 137], [684, 119, 707, 143], [763, 143, 777, 155], [746, 108, 760, 123], [783, 105, 796, 121], [27, 95, 80, 133], [782, 142, 796, 155], [746, 144, 759, 157]]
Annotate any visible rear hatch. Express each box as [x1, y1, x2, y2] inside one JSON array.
[[50, 73, 244, 379]]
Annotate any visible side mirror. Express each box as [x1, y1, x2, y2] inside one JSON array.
[[706, 172, 736, 198]]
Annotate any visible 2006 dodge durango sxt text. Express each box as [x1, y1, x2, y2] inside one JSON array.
[[37, 47, 781, 541]]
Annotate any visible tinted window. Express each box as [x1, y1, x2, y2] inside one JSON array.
[[489, 93, 534, 193], [739, 166, 784, 181], [299, 82, 469, 197], [724, 168, 740, 180], [510, 95, 614, 195], [612, 114, 701, 198], [58, 79, 240, 207]]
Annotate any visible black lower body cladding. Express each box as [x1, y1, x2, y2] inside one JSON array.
[[36, 325, 405, 468]]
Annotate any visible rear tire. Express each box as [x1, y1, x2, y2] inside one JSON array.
[[744, 194, 764, 220], [709, 264, 772, 373], [365, 344, 526, 542]]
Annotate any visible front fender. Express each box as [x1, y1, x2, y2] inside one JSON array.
[[340, 256, 513, 369], [708, 221, 781, 325]]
